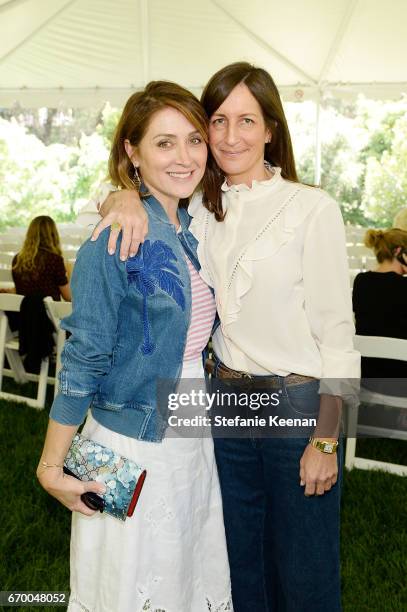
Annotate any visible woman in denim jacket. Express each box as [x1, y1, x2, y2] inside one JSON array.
[[91, 63, 360, 612], [37, 82, 232, 612]]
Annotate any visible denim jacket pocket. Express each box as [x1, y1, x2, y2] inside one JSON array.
[[124, 401, 156, 440]]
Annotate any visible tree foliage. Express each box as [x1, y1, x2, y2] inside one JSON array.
[[0, 114, 109, 231], [1, 98, 407, 231], [288, 97, 407, 227], [362, 114, 407, 226]]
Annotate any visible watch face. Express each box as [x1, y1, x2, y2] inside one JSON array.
[[324, 443, 334, 453]]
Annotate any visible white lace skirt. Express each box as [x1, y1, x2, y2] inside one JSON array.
[[68, 358, 232, 612]]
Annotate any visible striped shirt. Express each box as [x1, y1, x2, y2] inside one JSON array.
[[183, 255, 217, 361]]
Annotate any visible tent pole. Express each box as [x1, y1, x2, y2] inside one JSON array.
[[314, 93, 322, 186]]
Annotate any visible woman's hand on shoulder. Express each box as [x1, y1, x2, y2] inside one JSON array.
[[91, 190, 149, 261], [37, 466, 106, 516]]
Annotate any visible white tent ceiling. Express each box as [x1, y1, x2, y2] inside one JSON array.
[[1, 0, 407, 107]]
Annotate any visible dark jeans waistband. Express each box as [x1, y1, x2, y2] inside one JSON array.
[[205, 355, 316, 388]]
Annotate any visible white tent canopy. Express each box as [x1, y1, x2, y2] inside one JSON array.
[[1, 0, 407, 108]]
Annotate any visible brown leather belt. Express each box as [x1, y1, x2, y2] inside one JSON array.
[[205, 358, 316, 387]]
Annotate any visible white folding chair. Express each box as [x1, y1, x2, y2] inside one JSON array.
[[62, 248, 78, 260], [345, 225, 366, 246], [364, 255, 377, 271], [0, 242, 20, 253], [0, 228, 25, 239], [44, 297, 72, 397], [349, 269, 360, 288], [0, 294, 49, 409], [57, 223, 89, 241], [345, 335, 407, 476], [347, 244, 371, 258], [0, 253, 13, 268], [347, 255, 364, 273], [61, 236, 86, 248], [0, 269, 13, 283]]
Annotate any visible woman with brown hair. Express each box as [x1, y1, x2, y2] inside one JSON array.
[[353, 228, 407, 379], [37, 81, 231, 612], [1, 215, 71, 301], [88, 62, 360, 611]]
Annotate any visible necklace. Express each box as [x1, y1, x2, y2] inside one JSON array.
[[225, 160, 275, 187]]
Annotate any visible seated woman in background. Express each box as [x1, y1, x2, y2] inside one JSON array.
[[0, 216, 71, 372], [352, 228, 407, 383], [6, 215, 71, 301]]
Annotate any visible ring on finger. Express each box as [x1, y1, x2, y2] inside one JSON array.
[[110, 222, 122, 232]]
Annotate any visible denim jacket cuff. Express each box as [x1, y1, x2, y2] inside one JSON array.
[[49, 392, 92, 426]]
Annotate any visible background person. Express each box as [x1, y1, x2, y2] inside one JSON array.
[[0, 216, 71, 371], [0, 215, 71, 301], [353, 228, 407, 383]]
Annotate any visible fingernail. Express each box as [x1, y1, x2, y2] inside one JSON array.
[[108, 249, 114, 255], [90, 236, 96, 241], [120, 255, 126, 261], [129, 252, 135, 258]]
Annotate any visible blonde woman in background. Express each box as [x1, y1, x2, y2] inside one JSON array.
[[353, 228, 407, 383], [1, 215, 71, 301]]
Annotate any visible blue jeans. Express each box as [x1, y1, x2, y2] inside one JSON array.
[[212, 376, 342, 612]]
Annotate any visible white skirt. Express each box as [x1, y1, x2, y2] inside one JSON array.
[[68, 358, 232, 612]]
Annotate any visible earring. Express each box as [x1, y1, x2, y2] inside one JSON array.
[[132, 165, 141, 190]]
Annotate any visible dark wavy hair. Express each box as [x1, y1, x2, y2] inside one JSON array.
[[200, 62, 299, 220]]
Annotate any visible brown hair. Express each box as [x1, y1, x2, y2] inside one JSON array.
[[364, 228, 407, 263], [200, 62, 299, 220], [13, 215, 62, 276], [108, 81, 208, 206]]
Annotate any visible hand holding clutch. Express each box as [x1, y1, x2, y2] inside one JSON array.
[[64, 434, 147, 521]]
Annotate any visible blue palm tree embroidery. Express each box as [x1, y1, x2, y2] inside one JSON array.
[[126, 240, 185, 355]]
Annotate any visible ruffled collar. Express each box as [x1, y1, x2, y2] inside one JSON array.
[[221, 166, 282, 193]]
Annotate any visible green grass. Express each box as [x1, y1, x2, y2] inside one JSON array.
[[341, 465, 407, 611], [0, 390, 406, 611], [0, 399, 70, 612]]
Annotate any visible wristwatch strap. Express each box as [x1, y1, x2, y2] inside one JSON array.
[[309, 437, 338, 454]]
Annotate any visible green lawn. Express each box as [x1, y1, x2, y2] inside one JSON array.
[[0, 395, 406, 612]]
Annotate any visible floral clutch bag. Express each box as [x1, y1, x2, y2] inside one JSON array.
[[64, 434, 147, 521]]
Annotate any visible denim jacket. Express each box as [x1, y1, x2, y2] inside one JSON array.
[[50, 193, 203, 442]]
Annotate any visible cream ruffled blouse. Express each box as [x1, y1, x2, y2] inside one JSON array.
[[188, 168, 360, 383]]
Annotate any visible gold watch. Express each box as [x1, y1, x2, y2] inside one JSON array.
[[309, 437, 338, 454]]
